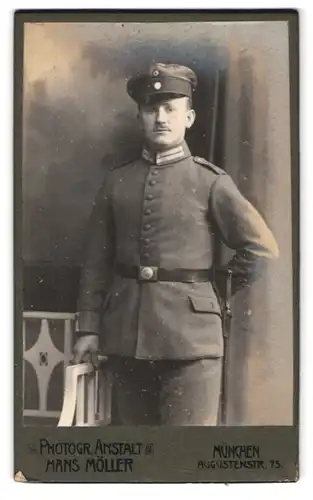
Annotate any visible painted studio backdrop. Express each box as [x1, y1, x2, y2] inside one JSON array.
[[22, 21, 293, 426]]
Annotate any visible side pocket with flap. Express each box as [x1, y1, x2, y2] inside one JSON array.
[[188, 295, 221, 316]]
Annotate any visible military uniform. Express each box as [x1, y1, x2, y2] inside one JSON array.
[[76, 63, 278, 425]]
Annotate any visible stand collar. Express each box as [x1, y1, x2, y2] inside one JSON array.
[[141, 141, 191, 166]]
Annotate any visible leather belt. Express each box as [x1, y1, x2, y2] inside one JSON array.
[[115, 263, 213, 283]]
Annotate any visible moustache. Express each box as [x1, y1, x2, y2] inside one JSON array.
[[154, 127, 171, 132]]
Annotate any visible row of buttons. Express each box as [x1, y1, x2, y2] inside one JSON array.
[[141, 168, 159, 260]]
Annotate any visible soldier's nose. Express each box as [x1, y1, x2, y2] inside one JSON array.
[[155, 107, 167, 123]]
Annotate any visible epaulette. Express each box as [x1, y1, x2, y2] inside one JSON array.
[[110, 157, 138, 171], [193, 156, 225, 175]]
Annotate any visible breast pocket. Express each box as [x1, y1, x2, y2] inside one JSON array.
[[188, 294, 222, 316]]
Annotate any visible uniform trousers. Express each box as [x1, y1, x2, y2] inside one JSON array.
[[110, 356, 222, 426]]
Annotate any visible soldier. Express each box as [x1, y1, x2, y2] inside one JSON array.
[[73, 63, 279, 426]]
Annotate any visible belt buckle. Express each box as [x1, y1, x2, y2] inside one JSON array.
[[138, 266, 158, 282]]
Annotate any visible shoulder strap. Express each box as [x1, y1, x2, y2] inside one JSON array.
[[193, 156, 226, 175], [110, 157, 138, 171]]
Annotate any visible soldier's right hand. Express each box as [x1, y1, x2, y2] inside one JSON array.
[[72, 334, 99, 366]]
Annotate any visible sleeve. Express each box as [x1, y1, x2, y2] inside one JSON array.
[[210, 173, 279, 296], [76, 178, 115, 335]]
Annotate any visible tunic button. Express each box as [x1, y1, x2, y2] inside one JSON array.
[[145, 208, 152, 215], [144, 223, 152, 230], [146, 194, 153, 200], [151, 170, 159, 176], [144, 238, 150, 244], [143, 252, 150, 258], [149, 180, 156, 186]]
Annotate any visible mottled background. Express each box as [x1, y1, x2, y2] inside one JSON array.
[[22, 21, 294, 425]]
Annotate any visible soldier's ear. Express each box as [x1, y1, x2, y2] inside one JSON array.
[[186, 108, 196, 129]]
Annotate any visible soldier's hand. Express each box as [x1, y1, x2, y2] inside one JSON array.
[[72, 334, 99, 366]]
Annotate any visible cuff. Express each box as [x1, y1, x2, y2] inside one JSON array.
[[76, 311, 100, 335]]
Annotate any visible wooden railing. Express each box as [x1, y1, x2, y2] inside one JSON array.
[[23, 311, 75, 420], [23, 311, 112, 426]]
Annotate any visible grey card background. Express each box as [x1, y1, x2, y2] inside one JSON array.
[[22, 20, 293, 426]]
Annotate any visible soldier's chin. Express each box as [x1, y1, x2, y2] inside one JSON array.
[[151, 134, 172, 147]]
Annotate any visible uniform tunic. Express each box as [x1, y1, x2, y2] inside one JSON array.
[[77, 142, 278, 361]]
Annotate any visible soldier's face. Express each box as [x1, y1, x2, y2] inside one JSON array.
[[138, 96, 196, 151]]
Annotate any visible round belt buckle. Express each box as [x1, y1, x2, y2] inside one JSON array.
[[140, 267, 154, 280]]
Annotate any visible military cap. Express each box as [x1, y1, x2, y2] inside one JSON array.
[[127, 62, 197, 104]]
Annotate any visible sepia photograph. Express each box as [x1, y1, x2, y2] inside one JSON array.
[[15, 10, 299, 482]]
